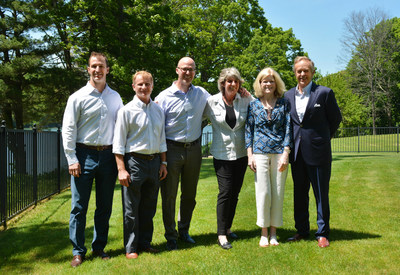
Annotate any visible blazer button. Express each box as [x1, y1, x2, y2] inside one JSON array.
[[300, 124, 303, 127]]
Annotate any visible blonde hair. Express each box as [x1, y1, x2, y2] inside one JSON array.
[[132, 70, 153, 85], [253, 68, 286, 98]]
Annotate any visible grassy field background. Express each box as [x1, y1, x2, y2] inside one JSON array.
[[0, 153, 399, 274]]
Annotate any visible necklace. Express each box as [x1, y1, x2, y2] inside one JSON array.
[[223, 95, 234, 107], [261, 97, 277, 120]]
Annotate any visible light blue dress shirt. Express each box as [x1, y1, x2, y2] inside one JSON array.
[[295, 81, 312, 122], [155, 82, 210, 142]]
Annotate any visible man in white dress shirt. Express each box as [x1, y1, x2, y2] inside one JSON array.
[[113, 71, 167, 259], [62, 52, 123, 267]]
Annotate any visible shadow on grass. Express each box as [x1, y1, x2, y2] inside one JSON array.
[[154, 227, 381, 253]]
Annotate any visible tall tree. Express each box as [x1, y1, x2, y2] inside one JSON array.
[[317, 71, 368, 128], [173, 0, 270, 94], [233, 27, 303, 90], [0, 0, 43, 128], [341, 8, 400, 129]]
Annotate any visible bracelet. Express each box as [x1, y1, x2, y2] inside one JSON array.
[[161, 161, 168, 167], [284, 147, 291, 154]]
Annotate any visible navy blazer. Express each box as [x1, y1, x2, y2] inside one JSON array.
[[284, 82, 342, 166]]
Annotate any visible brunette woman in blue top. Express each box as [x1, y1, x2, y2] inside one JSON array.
[[245, 68, 292, 247]]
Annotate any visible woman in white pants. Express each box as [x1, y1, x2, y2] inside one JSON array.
[[245, 68, 292, 247]]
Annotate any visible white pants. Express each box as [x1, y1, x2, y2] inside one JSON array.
[[254, 154, 288, 228]]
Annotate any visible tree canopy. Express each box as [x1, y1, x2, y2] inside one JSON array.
[[1, 0, 305, 129]]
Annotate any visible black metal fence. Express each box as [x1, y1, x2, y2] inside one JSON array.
[[0, 122, 70, 229], [332, 127, 399, 153], [201, 126, 400, 157], [1, 125, 398, 228]]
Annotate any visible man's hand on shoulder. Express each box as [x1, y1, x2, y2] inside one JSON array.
[[239, 87, 251, 98]]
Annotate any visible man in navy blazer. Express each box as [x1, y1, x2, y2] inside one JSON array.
[[284, 56, 342, 248]]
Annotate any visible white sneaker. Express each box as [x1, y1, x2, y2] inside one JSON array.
[[259, 236, 269, 247], [270, 235, 279, 246]]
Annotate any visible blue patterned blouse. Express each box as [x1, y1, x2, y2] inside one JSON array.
[[245, 97, 292, 154]]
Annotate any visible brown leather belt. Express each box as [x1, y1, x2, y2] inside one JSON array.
[[166, 138, 200, 148], [129, 152, 158, 160], [76, 143, 112, 151]]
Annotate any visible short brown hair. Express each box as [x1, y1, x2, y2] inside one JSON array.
[[88, 52, 109, 67]]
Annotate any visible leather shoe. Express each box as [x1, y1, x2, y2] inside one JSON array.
[[218, 239, 232, 250], [92, 250, 110, 260], [179, 232, 196, 244], [126, 252, 138, 259], [317, 237, 330, 248], [166, 240, 178, 251], [228, 232, 239, 240], [287, 234, 307, 242], [70, 255, 84, 267], [141, 246, 160, 254]]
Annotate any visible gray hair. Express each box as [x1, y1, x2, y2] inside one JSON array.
[[218, 67, 244, 94], [293, 56, 315, 73]]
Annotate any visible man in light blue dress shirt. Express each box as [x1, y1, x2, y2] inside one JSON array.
[[62, 52, 123, 267], [155, 57, 210, 250]]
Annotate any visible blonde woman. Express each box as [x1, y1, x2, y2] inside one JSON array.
[[245, 68, 292, 247]]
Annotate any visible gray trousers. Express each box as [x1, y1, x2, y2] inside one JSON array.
[[161, 141, 202, 241], [122, 154, 160, 253]]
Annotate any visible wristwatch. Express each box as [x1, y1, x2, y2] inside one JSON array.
[[161, 161, 168, 167], [284, 147, 291, 154]]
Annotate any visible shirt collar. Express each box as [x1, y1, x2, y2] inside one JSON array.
[[85, 81, 109, 95], [171, 81, 193, 94], [133, 95, 152, 109], [296, 81, 313, 96]]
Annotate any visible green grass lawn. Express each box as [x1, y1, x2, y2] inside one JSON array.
[[0, 153, 399, 274]]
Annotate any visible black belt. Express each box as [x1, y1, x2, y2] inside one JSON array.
[[166, 138, 200, 148], [76, 143, 112, 151], [129, 152, 158, 160]]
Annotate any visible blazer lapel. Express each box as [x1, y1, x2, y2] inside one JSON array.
[[289, 88, 301, 123], [303, 82, 317, 121]]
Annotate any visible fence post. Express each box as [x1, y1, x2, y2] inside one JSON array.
[[0, 121, 7, 229], [397, 126, 399, 153], [57, 125, 61, 193], [357, 126, 360, 153], [33, 124, 38, 206]]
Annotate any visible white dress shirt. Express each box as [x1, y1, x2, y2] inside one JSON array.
[[203, 92, 253, 160], [62, 82, 123, 165], [155, 82, 210, 142], [295, 81, 312, 122], [113, 95, 167, 155]]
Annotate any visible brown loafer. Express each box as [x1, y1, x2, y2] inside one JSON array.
[[287, 234, 307, 242], [92, 250, 110, 260], [70, 255, 84, 267], [317, 237, 330, 248], [126, 252, 138, 259]]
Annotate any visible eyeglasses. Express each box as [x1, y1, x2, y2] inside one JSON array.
[[177, 67, 196, 73]]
